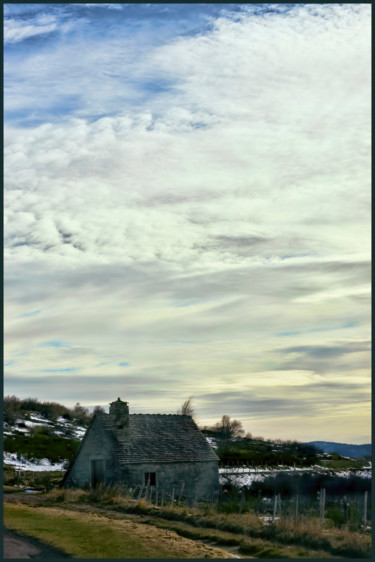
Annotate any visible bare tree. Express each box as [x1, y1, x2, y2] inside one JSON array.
[[213, 415, 245, 440], [93, 405, 105, 415], [177, 397, 194, 417]]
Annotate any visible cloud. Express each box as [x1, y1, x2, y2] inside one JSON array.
[[21, 309, 42, 318], [4, 14, 58, 44], [40, 341, 71, 348], [4, 4, 371, 443]]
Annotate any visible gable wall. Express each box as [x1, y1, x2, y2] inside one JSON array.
[[64, 415, 119, 487]]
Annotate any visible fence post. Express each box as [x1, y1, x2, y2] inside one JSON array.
[[272, 493, 278, 523], [256, 490, 261, 514], [161, 489, 165, 507], [320, 488, 325, 525], [145, 474, 150, 502], [171, 488, 175, 507], [238, 490, 245, 514], [363, 491, 368, 530], [155, 487, 159, 507], [178, 482, 185, 505]]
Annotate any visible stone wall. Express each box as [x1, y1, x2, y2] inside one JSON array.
[[64, 414, 219, 501], [64, 416, 119, 487], [122, 460, 219, 502]]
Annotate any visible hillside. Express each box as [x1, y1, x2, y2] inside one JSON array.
[[3, 410, 87, 472], [307, 441, 371, 459], [3, 396, 371, 473]]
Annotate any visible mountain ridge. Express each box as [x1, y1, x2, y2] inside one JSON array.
[[306, 441, 371, 459]]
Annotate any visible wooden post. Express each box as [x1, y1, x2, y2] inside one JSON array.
[[320, 488, 325, 525], [239, 490, 245, 514], [138, 485, 144, 500], [272, 494, 278, 523], [155, 487, 159, 507], [161, 489, 165, 507], [363, 491, 368, 530], [145, 474, 150, 502], [295, 494, 299, 522], [178, 482, 185, 505], [171, 488, 175, 507]]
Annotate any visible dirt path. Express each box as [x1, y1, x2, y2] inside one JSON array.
[[4, 502, 244, 559], [3, 527, 71, 559]]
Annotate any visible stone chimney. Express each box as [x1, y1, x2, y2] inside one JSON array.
[[109, 397, 129, 431]]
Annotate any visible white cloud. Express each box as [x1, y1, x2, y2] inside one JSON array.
[[4, 4, 371, 442], [4, 14, 58, 44]]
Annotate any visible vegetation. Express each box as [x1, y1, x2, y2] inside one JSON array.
[[4, 466, 64, 491], [4, 484, 371, 558], [202, 415, 246, 440], [216, 436, 320, 467], [247, 471, 371, 499], [4, 502, 233, 559], [177, 397, 194, 417], [4, 395, 92, 426], [4, 429, 80, 464], [321, 458, 371, 470]]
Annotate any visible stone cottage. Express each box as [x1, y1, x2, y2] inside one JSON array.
[[63, 398, 219, 503]]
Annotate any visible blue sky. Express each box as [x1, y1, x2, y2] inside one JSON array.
[[4, 3, 371, 443]]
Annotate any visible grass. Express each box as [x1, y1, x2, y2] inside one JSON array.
[[137, 513, 335, 558], [4, 466, 64, 490], [6, 485, 371, 558], [4, 502, 234, 559], [320, 459, 370, 470]]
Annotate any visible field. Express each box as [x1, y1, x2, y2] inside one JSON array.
[[3, 483, 372, 559]]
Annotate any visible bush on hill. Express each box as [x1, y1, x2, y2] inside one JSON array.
[[216, 437, 319, 467], [4, 432, 80, 464], [3, 395, 91, 426]]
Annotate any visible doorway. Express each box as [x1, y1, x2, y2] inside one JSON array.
[[91, 459, 105, 487]]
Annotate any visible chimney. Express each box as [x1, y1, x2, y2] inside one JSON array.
[[109, 397, 129, 430]]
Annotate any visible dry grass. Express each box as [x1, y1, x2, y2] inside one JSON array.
[[4, 502, 236, 559], [13, 486, 371, 558]]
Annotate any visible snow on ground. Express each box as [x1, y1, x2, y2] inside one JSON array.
[[4, 452, 67, 472], [24, 420, 50, 428], [12, 427, 29, 433], [29, 414, 52, 423], [72, 427, 87, 438], [219, 466, 372, 488], [5, 416, 87, 440], [220, 472, 265, 487]]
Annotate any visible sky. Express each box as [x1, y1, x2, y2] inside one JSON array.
[[4, 3, 371, 444]]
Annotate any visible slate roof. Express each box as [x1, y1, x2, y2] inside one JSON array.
[[100, 413, 219, 464]]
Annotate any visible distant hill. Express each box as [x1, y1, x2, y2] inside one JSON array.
[[307, 441, 371, 459]]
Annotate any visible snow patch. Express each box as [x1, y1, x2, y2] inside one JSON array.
[[218, 466, 372, 488], [3, 452, 67, 472], [73, 427, 87, 438], [24, 420, 50, 428]]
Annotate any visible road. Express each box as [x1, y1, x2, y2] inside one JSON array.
[[3, 527, 71, 559]]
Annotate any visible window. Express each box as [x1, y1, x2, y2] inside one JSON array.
[[144, 472, 156, 486]]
